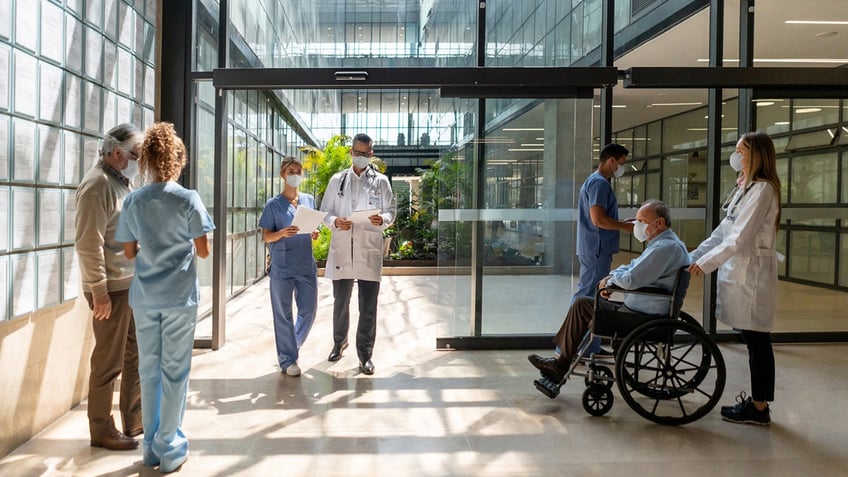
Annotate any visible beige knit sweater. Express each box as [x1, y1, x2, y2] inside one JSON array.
[[74, 163, 135, 296]]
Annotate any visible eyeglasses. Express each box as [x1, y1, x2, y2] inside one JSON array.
[[352, 149, 372, 157]]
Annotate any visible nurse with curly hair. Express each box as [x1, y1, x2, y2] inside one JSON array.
[[116, 122, 215, 472]]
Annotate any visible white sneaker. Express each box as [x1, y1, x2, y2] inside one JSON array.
[[285, 363, 301, 377]]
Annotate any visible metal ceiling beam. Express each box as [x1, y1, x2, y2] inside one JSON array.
[[624, 67, 848, 89], [212, 67, 619, 91]]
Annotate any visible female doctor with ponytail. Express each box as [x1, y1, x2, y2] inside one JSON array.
[[689, 131, 781, 426]]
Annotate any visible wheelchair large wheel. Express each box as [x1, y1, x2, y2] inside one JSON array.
[[615, 319, 725, 426]]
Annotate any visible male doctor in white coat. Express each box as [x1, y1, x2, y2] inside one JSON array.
[[320, 133, 396, 375]]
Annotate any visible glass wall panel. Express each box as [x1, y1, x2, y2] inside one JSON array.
[[662, 107, 707, 152], [792, 99, 840, 129], [789, 230, 836, 284], [841, 233, 848, 288], [0, 0, 153, 321], [467, 99, 589, 336], [790, 152, 838, 204], [755, 98, 790, 136]]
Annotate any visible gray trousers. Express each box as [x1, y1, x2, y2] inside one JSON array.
[[332, 279, 380, 363]]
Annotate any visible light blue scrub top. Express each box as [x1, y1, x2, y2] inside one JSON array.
[[577, 171, 620, 257], [116, 182, 215, 310], [258, 193, 317, 277]]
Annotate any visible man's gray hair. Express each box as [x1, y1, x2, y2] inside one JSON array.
[[100, 123, 141, 157], [642, 199, 671, 227]]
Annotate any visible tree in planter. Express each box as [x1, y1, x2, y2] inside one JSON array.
[[417, 153, 474, 264], [385, 194, 437, 260]]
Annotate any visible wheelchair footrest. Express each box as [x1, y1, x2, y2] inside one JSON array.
[[533, 377, 562, 399]]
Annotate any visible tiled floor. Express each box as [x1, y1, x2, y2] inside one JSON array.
[[2, 276, 847, 476]]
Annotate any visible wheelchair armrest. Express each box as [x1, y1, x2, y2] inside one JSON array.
[[595, 285, 673, 299]]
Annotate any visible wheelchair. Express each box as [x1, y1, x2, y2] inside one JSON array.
[[534, 268, 726, 426]]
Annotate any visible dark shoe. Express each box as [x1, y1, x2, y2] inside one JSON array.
[[527, 354, 564, 383], [328, 341, 348, 362], [721, 391, 751, 413], [90, 427, 138, 451], [124, 425, 143, 438], [721, 395, 770, 426], [359, 360, 375, 375]]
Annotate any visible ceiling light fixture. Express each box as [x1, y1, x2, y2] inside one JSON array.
[[697, 58, 848, 64], [503, 128, 544, 131], [507, 148, 544, 152], [649, 102, 702, 107], [796, 108, 823, 113], [520, 143, 544, 147], [785, 20, 848, 25]]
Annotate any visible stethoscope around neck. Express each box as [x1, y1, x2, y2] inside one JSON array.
[[336, 165, 376, 198], [721, 182, 754, 219]]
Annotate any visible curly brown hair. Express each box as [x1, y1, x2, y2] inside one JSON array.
[[140, 122, 186, 182]]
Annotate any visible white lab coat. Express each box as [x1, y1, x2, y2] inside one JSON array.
[[320, 166, 396, 282], [690, 181, 779, 332]]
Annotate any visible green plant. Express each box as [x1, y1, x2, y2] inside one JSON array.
[[415, 153, 474, 262], [300, 135, 352, 200], [312, 226, 332, 261]]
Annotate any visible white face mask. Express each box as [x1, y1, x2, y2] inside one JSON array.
[[633, 220, 651, 242], [729, 152, 744, 172], [285, 174, 303, 188], [352, 155, 371, 170], [123, 159, 139, 179], [613, 162, 625, 178]]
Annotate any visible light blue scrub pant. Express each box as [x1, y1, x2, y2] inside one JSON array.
[[134, 306, 196, 472], [572, 253, 613, 354], [270, 272, 317, 369]]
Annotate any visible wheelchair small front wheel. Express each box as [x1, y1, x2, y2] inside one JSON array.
[[582, 383, 614, 416]]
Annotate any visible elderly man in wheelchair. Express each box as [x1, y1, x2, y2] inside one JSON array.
[[529, 199, 726, 425]]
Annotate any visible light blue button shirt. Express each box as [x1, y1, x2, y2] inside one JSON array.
[[116, 182, 215, 310], [607, 228, 691, 315]]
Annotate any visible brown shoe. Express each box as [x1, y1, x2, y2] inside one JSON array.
[[91, 427, 138, 451], [124, 425, 143, 438], [527, 354, 564, 382]]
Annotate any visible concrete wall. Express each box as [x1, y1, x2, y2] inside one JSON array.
[[0, 299, 93, 457]]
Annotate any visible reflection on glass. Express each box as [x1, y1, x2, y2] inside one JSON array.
[[790, 152, 837, 204], [789, 230, 835, 284]]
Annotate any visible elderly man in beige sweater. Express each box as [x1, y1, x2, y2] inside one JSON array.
[[74, 123, 143, 451]]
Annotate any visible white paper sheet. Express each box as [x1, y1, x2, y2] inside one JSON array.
[[349, 208, 380, 224], [290, 206, 328, 233]]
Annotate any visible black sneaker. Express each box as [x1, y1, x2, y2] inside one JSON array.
[[721, 396, 770, 426], [721, 391, 751, 413]]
